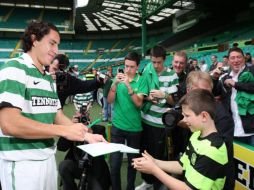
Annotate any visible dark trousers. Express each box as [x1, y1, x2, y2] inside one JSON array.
[[110, 126, 141, 190], [59, 158, 110, 190], [140, 122, 168, 190], [59, 159, 82, 190]]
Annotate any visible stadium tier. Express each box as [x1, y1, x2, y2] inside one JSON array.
[[0, 7, 72, 31]]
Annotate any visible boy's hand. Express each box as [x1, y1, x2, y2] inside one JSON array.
[[132, 151, 157, 174]]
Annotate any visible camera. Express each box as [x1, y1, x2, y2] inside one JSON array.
[[218, 66, 230, 73], [162, 107, 184, 129], [56, 70, 69, 91], [56, 70, 67, 82], [118, 68, 124, 73], [97, 71, 106, 79], [76, 103, 90, 125]]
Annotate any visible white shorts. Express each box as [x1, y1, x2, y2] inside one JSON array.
[[0, 155, 57, 190]]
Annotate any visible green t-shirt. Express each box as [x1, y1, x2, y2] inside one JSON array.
[[112, 74, 148, 132]]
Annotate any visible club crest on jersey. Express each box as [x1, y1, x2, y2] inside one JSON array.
[[191, 153, 197, 165], [163, 82, 169, 87], [31, 96, 58, 106]]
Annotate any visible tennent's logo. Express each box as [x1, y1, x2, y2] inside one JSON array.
[[31, 96, 58, 106]]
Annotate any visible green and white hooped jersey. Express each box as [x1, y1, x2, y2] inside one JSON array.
[[73, 76, 93, 110], [0, 53, 61, 161], [141, 67, 178, 128]]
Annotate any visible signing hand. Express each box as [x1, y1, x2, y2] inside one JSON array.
[[84, 133, 107, 144], [62, 123, 88, 142]]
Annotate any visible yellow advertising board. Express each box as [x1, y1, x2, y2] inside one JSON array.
[[234, 141, 254, 190]]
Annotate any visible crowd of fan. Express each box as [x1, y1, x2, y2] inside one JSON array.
[[1, 20, 254, 190]]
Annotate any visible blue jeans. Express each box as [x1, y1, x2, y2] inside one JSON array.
[[110, 126, 141, 190], [103, 97, 112, 121]]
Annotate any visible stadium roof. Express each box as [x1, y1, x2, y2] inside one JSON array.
[[0, 0, 195, 34], [1, 0, 253, 37], [0, 0, 73, 10], [75, 0, 193, 32]]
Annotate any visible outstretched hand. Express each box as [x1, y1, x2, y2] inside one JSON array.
[[132, 151, 157, 174]]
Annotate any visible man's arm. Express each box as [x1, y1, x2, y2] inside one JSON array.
[[107, 82, 117, 104], [54, 109, 73, 125], [54, 109, 106, 144], [124, 82, 144, 107], [108, 74, 123, 104], [0, 107, 86, 141], [68, 74, 101, 95]]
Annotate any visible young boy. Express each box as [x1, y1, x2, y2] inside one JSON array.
[[133, 89, 229, 190]]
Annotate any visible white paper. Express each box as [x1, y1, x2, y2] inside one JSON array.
[[77, 142, 140, 157]]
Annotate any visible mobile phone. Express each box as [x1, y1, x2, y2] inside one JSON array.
[[118, 68, 124, 73]]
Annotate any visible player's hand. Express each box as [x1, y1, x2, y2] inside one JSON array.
[[62, 123, 88, 141], [84, 133, 107, 144]]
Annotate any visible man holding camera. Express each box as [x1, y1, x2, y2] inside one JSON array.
[[213, 47, 254, 146], [57, 104, 111, 190], [48, 55, 109, 190], [48, 54, 102, 107], [136, 46, 178, 190], [107, 52, 148, 190]]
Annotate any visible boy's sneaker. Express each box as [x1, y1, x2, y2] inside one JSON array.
[[135, 181, 153, 190]]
